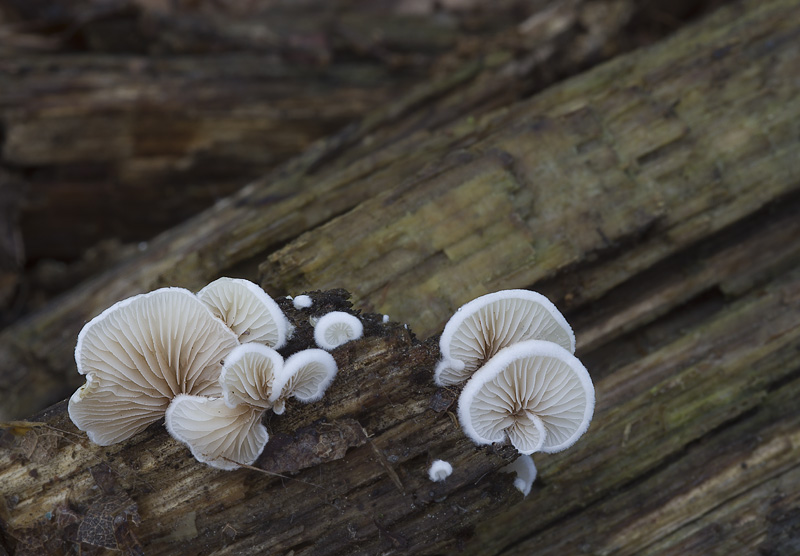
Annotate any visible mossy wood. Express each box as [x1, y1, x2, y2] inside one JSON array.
[[0, 0, 654, 263], [1, 0, 800, 553], [1, 0, 796, 420]]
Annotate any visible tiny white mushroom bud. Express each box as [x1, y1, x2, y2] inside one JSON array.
[[500, 455, 537, 497], [313, 311, 363, 350], [428, 460, 453, 482], [292, 295, 313, 309]]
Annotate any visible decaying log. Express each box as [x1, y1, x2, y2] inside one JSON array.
[[0, 0, 796, 419], [2, 215, 799, 554], [1, 0, 721, 263], [1, 1, 800, 553], [0, 289, 520, 555]]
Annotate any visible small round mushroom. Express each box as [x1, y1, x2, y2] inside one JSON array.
[[165, 394, 268, 471], [458, 340, 594, 455], [500, 455, 537, 497], [269, 349, 338, 415], [313, 311, 363, 351], [292, 294, 313, 309], [219, 344, 283, 409], [197, 277, 292, 348], [68, 288, 239, 446], [428, 459, 453, 482], [435, 289, 575, 387]]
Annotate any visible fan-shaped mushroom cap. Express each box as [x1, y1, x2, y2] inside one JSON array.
[[458, 340, 594, 455], [219, 344, 283, 409], [428, 459, 453, 482], [68, 288, 239, 446], [500, 455, 537, 497], [435, 289, 575, 387], [197, 277, 291, 348], [313, 311, 363, 351], [165, 394, 268, 470], [269, 349, 337, 415]]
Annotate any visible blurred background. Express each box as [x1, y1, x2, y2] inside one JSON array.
[[0, 0, 725, 337]]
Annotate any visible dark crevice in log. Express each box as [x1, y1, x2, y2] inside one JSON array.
[[580, 287, 728, 382], [541, 185, 800, 314], [496, 385, 787, 556]]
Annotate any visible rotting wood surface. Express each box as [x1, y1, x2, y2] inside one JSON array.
[[2, 217, 799, 553], [1, 0, 800, 553], [0, 0, 682, 263], [0, 290, 520, 555], [1, 0, 796, 420]]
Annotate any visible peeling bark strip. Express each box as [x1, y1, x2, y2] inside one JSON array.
[[0, 290, 519, 555]]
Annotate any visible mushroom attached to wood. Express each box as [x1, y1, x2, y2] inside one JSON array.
[[292, 294, 313, 309], [500, 455, 537, 497], [197, 277, 292, 348], [428, 460, 453, 482], [435, 290, 575, 387], [458, 340, 594, 455], [313, 311, 363, 351], [165, 394, 268, 470], [269, 349, 338, 415], [219, 343, 283, 410], [68, 288, 239, 445]]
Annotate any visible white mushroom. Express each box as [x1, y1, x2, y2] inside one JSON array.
[[197, 277, 291, 348], [269, 349, 338, 415], [435, 289, 575, 387], [428, 459, 453, 482], [219, 344, 283, 409], [458, 340, 594, 455], [68, 288, 239, 446], [292, 294, 313, 309], [500, 455, 537, 497], [165, 394, 268, 471], [313, 311, 363, 351]]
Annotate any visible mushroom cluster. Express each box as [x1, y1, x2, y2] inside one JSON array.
[[434, 289, 595, 494], [68, 278, 339, 470]]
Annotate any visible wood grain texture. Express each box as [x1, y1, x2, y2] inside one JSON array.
[[0, 0, 760, 419], [1, 1, 799, 552], [1, 0, 665, 263], [0, 291, 520, 555]]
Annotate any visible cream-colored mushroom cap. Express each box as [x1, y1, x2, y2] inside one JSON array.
[[219, 344, 283, 409], [313, 311, 363, 350], [458, 340, 594, 455], [269, 349, 337, 415], [428, 459, 453, 482], [68, 288, 239, 446], [435, 289, 575, 387], [165, 394, 268, 470], [197, 277, 291, 348], [500, 455, 537, 497]]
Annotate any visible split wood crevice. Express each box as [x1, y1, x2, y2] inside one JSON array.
[[2, 0, 800, 553]]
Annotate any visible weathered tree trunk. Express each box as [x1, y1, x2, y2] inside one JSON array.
[[2, 0, 800, 553], [1, 289, 523, 555], [0, 0, 795, 419], [1, 0, 684, 264]]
